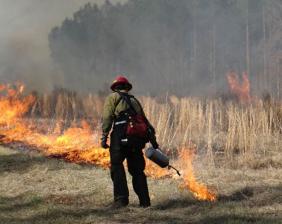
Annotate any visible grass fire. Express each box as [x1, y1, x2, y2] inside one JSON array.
[[0, 82, 217, 202], [0, 78, 281, 223], [1, 0, 282, 223]]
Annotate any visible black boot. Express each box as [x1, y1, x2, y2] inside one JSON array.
[[139, 200, 151, 208], [108, 197, 129, 209]]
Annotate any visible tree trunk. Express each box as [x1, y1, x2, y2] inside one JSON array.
[[246, 0, 251, 78], [262, 3, 267, 91]]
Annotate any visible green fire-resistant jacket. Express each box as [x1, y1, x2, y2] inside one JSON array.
[[102, 91, 145, 136]]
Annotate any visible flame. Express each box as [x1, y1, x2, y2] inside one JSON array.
[[0, 84, 35, 125], [179, 148, 217, 201], [0, 82, 216, 201], [0, 83, 110, 168], [227, 71, 251, 104]]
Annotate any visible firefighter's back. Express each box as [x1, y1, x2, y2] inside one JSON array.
[[107, 92, 144, 117]]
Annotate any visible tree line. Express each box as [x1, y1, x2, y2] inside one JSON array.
[[49, 0, 282, 97]]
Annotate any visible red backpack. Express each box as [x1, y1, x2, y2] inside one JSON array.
[[116, 91, 149, 139]]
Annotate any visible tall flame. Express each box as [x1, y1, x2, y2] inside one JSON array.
[[179, 149, 217, 201], [0, 82, 216, 201], [227, 71, 251, 104]]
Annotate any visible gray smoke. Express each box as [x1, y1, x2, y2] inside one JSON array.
[[0, 0, 281, 98], [0, 0, 126, 91], [47, 0, 282, 97]]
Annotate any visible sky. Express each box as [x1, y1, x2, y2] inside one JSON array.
[[0, 0, 126, 90]]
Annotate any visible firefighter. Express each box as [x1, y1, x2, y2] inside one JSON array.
[[101, 75, 159, 209]]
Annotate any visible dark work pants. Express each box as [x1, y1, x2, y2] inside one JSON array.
[[110, 129, 150, 205]]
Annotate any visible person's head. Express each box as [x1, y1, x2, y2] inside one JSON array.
[[110, 75, 132, 92]]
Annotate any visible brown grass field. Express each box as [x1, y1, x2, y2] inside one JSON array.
[[30, 91, 282, 169], [0, 88, 282, 223], [0, 145, 281, 224]]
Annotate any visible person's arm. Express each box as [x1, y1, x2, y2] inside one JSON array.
[[101, 94, 116, 148]]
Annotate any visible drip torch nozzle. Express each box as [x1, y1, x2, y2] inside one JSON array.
[[168, 165, 181, 176]]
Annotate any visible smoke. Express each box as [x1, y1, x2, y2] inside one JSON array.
[[47, 0, 276, 96], [1, 0, 281, 97], [0, 0, 126, 91]]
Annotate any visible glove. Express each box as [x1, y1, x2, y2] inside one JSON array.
[[101, 134, 110, 149]]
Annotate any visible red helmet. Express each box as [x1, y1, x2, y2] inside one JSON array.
[[110, 75, 132, 91]]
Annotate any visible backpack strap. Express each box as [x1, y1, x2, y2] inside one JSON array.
[[115, 91, 138, 115], [114, 95, 123, 108]]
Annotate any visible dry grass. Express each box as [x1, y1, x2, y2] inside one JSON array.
[[7, 90, 279, 223], [0, 146, 281, 224], [29, 90, 282, 168]]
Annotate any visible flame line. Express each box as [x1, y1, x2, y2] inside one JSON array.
[[0, 83, 217, 202]]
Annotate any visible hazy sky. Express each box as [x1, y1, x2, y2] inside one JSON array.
[[0, 0, 126, 45], [0, 0, 126, 89]]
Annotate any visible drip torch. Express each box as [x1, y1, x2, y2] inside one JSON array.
[[145, 147, 181, 176]]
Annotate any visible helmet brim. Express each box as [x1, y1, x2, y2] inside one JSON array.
[[110, 81, 132, 91]]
